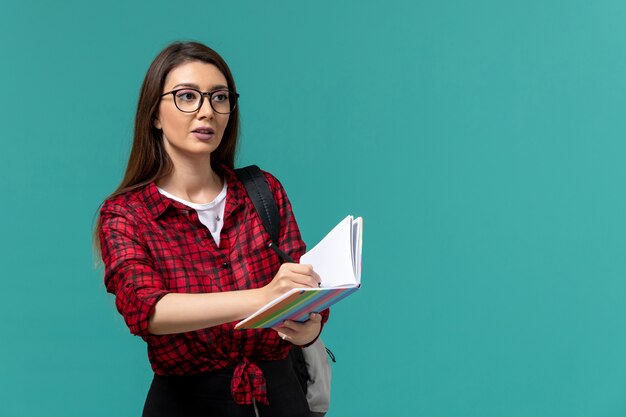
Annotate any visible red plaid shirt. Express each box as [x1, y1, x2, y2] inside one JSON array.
[[99, 166, 327, 405]]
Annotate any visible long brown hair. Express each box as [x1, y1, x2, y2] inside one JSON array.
[[93, 41, 240, 255]]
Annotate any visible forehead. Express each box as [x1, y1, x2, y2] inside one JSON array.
[[163, 61, 228, 90]]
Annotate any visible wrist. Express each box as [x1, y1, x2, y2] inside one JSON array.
[[250, 286, 270, 312]]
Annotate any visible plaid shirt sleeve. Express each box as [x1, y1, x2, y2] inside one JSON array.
[[99, 201, 171, 337]]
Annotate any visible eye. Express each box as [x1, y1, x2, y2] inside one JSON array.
[[212, 90, 229, 102], [175, 90, 199, 102]]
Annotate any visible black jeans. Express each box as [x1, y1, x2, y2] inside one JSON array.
[[142, 356, 310, 417]]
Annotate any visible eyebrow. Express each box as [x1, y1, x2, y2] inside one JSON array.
[[171, 83, 229, 90]]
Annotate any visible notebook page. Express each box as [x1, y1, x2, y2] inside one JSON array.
[[301, 215, 357, 287], [352, 217, 363, 283]]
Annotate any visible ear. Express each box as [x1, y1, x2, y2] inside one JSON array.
[[153, 116, 162, 130]]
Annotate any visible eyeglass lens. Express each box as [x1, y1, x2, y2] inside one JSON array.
[[174, 89, 236, 114]]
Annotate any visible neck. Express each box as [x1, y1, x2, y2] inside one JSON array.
[[157, 152, 223, 204]]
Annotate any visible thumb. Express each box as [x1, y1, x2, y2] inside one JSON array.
[[309, 312, 322, 323]]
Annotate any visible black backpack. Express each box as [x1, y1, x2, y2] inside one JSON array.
[[234, 165, 311, 394]]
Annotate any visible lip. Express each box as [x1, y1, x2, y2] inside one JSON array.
[[192, 126, 215, 134], [192, 126, 216, 141], [192, 131, 214, 141]]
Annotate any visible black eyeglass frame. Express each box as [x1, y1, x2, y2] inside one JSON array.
[[159, 88, 240, 114]]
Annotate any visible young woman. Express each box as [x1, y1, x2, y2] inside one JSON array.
[[95, 41, 328, 417]]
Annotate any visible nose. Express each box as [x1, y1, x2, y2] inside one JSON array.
[[197, 93, 215, 118]]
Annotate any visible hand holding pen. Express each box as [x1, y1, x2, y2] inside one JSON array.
[[260, 243, 321, 303]]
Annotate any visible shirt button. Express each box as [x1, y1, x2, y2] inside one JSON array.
[[222, 262, 230, 269]]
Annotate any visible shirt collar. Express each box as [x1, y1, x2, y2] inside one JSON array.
[[142, 182, 174, 220], [141, 164, 245, 220]]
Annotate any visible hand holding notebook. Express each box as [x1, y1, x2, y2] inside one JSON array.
[[235, 215, 363, 330]]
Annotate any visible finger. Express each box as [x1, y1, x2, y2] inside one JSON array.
[[282, 272, 320, 288], [272, 324, 295, 334], [287, 264, 321, 285], [303, 265, 322, 285], [278, 264, 321, 287], [308, 313, 322, 323], [274, 327, 298, 340], [282, 263, 315, 276], [309, 270, 322, 286], [281, 316, 320, 331], [280, 320, 313, 333], [279, 320, 300, 331], [296, 265, 321, 285], [272, 276, 315, 292], [285, 314, 321, 327]]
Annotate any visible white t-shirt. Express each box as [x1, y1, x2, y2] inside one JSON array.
[[157, 181, 227, 246]]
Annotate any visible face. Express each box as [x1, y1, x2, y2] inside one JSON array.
[[154, 61, 230, 163]]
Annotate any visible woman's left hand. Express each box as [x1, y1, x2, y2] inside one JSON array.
[[273, 313, 323, 346]]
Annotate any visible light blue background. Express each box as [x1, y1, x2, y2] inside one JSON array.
[[2, 1, 626, 416]]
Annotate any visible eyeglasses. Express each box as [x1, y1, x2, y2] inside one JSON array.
[[159, 88, 239, 114]]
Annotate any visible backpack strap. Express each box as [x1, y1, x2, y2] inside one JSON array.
[[234, 165, 281, 245], [235, 164, 330, 398]]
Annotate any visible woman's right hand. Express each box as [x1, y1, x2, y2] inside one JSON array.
[[261, 263, 321, 303], [148, 264, 320, 335]]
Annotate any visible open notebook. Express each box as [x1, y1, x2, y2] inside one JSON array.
[[235, 215, 362, 329]]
